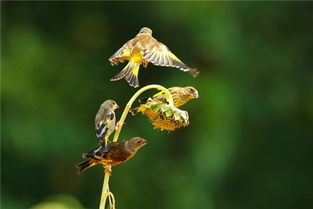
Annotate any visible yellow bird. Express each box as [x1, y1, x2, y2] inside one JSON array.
[[151, 86, 199, 107], [129, 86, 199, 115], [109, 27, 199, 88]]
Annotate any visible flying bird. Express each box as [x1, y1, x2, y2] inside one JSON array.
[[95, 100, 119, 152], [75, 137, 147, 174], [109, 27, 199, 88]]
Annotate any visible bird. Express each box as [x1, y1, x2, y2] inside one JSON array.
[[75, 137, 147, 174], [130, 86, 199, 115], [109, 27, 199, 88], [95, 100, 119, 152]]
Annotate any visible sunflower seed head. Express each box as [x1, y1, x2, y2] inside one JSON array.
[[136, 98, 189, 131]]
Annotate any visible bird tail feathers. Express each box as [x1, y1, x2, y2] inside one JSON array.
[[75, 159, 97, 175], [110, 62, 140, 88]]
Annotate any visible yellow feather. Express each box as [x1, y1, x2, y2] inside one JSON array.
[[130, 52, 143, 63], [122, 49, 131, 57], [132, 63, 140, 76], [104, 135, 109, 143], [168, 52, 181, 62]]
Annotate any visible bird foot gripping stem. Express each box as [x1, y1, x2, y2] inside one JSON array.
[[115, 120, 124, 131]]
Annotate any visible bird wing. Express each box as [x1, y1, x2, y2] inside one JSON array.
[[142, 39, 199, 77], [142, 40, 189, 71], [95, 112, 115, 138], [109, 39, 133, 65], [150, 87, 178, 102], [104, 141, 129, 163]]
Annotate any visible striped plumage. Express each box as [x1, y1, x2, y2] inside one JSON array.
[[95, 100, 119, 151], [110, 27, 199, 88], [160, 86, 199, 107]]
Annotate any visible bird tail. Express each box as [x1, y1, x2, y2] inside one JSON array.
[[110, 61, 140, 88], [75, 159, 97, 175]]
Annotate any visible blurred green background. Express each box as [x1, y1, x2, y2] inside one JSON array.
[[2, 2, 313, 209]]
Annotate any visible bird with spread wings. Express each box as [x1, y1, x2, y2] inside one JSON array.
[[109, 27, 199, 88]]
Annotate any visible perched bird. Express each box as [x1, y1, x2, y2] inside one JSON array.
[[109, 27, 199, 88], [130, 86, 199, 115], [95, 100, 119, 152], [75, 137, 147, 174]]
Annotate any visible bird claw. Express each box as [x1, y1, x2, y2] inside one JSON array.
[[115, 120, 124, 130]]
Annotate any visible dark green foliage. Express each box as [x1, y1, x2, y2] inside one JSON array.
[[2, 2, 313, 209]]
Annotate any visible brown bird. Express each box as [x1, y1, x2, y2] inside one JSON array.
[[130, 86, 199, 115], [109, 27, 199, 88], [75, 137, 147, 174], [95, 100, 119, 152]]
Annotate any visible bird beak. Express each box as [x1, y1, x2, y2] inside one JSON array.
[[193, 91, 199, 98], [142, 139, 148, 146], [115, 104, 119, 109]]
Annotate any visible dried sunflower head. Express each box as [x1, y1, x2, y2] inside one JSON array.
[[133, 98, 189, 131]]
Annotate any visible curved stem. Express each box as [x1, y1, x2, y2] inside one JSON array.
[[99, 84, 173, 209], [113, 84, 173, 142]]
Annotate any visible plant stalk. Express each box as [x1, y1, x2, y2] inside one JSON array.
[[99, 84, 173, 209]]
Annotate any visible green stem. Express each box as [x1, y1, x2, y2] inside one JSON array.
[[99, 168, 110, 209], [112, 84, 173, 142], [99, 84, 173, 209]]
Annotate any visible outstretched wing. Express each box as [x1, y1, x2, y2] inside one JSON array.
[[143, 41, 188, 70], [109, 40, 133, 65], [142, 40, 199, 77]]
